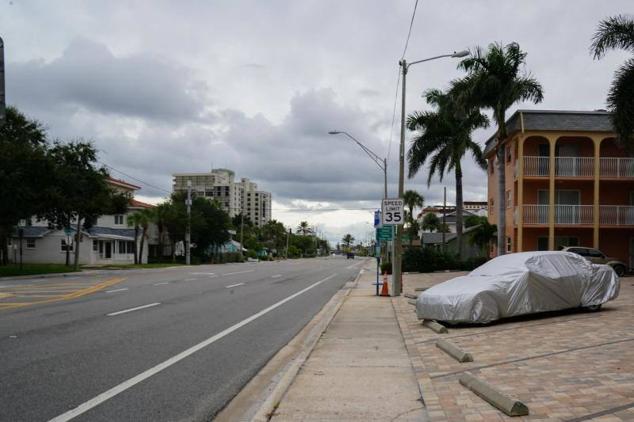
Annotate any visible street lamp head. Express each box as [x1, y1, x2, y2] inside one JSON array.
[[328, 131, 341, 135], [452, 50, 470, 58]]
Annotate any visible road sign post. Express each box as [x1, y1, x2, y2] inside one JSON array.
[[381, 198, 404, 296]]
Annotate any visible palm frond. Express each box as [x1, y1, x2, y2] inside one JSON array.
[[592, 15, 634, 58], [607, 58, 634, 144]]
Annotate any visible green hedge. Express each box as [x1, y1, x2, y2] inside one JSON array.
[[399, 248, 488, 273]]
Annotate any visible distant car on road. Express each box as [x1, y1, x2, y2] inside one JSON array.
[[561, 246, 628, 276], [416, 251, 620, 324], [346, 252, 355, 259]]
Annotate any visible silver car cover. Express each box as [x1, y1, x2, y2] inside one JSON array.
[[416, 251, 620, 324]]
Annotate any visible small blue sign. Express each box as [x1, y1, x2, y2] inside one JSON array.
[[374, 210, 381, 228]]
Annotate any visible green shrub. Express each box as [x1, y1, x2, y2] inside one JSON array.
[[401, 247, 488, 273]]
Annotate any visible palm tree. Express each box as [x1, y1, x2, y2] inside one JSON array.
[[403, 190, 424, 245], [453, 42, 543, 255], [341, 234, 354, 249], [591, 15, 634, 143], [128, 208, 153, 264], [154, 203, 170, 260], [407, 88, 488, 258], [421, 213, 440, 232], [296, 221, 313, 236]]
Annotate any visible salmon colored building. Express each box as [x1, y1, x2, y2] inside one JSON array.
[[486, 110, 634, 268]]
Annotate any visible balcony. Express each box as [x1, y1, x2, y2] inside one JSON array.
[[600, 158, 634, 178], [519, 204, 634, 226], [523, 156, 594, 177]]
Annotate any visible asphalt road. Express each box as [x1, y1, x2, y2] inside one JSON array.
[[0, 257, 367, 422]]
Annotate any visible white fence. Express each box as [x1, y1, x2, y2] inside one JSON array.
[[600, 158, 634, 178]]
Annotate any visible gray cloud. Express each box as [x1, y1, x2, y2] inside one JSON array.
[[8, 38, 208, 123]]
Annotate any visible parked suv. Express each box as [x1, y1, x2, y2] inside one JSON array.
[[561, 246, 628, 276]]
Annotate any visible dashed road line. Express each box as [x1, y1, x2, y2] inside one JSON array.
[[223, 270, 255, 276], [49, 273, 338, 422], [225, 283, 245, 289], [106, 303, 161, 317], [105, 288, 129, 294], [271, 274, 282, 278], [154, 282, 169, 286]]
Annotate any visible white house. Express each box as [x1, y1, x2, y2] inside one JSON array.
[[8, 177, 155, 265]]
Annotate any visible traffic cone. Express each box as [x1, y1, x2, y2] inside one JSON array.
[[380, 271, 389, 296]]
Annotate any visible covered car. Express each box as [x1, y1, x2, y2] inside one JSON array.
[[416, 251, 620, 324]]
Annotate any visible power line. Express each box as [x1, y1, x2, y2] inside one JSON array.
[[100, 162, 172, 195], [401, 0, 420, 60]]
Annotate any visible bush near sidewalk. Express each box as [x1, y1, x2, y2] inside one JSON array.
[[399, 247, 488, 273]]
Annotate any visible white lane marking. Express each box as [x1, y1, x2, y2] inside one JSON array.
[[184, 278, 197, 281], [105, 288, 129, 294], [106, 303, 161, 317], [222, 270, 254, 276], [49, 273, 338, 422], [190, 272, 215, 275], [153, 282, 169, 286], [225, 283, 244, 289], [271, 274, 282, 278]]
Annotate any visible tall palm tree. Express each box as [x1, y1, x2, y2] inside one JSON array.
[[407, 89, 488, 258], [453, 42, 543, 255], [296, 221, 313, 236], [403, 190, 424, 245], [128, 208, 153, 264], [591, 15, 634, 143]]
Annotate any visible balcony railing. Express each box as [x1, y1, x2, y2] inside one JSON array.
[[521, 205, 634, 226], [600, 158, 634, 178], [521, 205, 593, 225], [555, 157, 594, 177], [600, 206, 634, 226], [524, 156, 549, 176]]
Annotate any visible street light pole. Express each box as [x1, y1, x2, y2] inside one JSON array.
[[394, 50, 469, 297], [186, 180, 192, 265], [0, 36, 5, 126]]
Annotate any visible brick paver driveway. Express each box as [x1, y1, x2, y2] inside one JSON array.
[[394, 271, 634, 421]]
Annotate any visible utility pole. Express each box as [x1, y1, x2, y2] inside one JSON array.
[[285, 228, 291, 259], [442, 187, 447, 252], [186, 180, 192, 265], [0, 36, 5, 126], [240, 212, 244, 259]]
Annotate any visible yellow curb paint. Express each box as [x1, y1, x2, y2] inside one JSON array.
[[0, 277, 125, 311]]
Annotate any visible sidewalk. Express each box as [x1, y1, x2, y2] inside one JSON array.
[[270, 263, 427, 421]]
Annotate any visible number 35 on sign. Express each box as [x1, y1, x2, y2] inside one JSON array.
[[381, 198, 404, 225]]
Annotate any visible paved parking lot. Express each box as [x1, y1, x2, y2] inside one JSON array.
[[395, 272, 634, 421]]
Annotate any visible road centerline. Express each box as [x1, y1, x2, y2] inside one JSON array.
[[222, 270, 255, 276], [105, 288, 129, 294], [106, 303, 161, 317], [48, 273, 338, 422]]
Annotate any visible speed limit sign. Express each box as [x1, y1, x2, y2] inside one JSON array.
[[381, 198, 404, 225]]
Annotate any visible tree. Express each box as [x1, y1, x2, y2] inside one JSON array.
[[0, 107, 50, 265], [260, 220, 288, 253], [128, 208, 153, 264], [153, 202, 171, 260], [453, 42, 543, 255], [190, 197, 231, 259], [341, 234, 355, 249], [163, 192, 188, 261], [296, 221, 313, 236], [421, 213, 440, 232], [465, 216, 496, 258], [407, 89, 488, 258], [403, 190, 424, 227], [591, 15, 634, 144], [46, 142, 128, 270]]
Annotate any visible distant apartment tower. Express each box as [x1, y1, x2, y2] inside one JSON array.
[[172, 169, 272, 227]]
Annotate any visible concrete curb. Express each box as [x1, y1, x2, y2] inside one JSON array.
[[249, 264, 367, 422], [459, 373, 529, 416], [407, 298, 417, 306], [436, 339, 473, 362], [423, 320, 448, 334], [403, 293, 418, 300], [414, 287, 428, 292]]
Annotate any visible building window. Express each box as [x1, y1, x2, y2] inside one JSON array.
[[26, 238, 36, 249], [114, 215, 124, 225], [506, 145, 512, 162], [93, 240, 98, 252], [61, 239, 74, 252], [506, 237, 512, 253], [127, 241, 135, 254], [119, 240, 127, 254], [506, 190, 512, 207]]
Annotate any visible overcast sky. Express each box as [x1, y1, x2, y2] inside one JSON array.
[[1, 1, 631, 245]]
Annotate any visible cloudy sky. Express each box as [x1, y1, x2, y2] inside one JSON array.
[[1, 1, 631, 245]]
